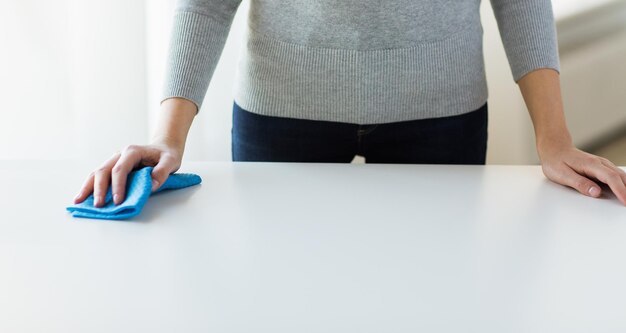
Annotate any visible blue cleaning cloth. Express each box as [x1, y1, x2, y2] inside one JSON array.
[[66, 166, 201, 220]]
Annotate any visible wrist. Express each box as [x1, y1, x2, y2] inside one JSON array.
[[536, 131, 574, 161], [150, 97, 197, 154], [150, 134, 185, 153]]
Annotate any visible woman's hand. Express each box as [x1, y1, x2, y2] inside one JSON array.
[[73, 139, 184, 207], [73, 97, 197, 208], [516, 69, 626, 205], [538, 140, 626, 206]]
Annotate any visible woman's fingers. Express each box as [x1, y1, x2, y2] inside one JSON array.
[[150, 153, 180, 192], [72, 142, 184, 207], [74, 153, 118, 204], [548, 163, 602, 198], [110, 145, 148, 205], [92, 154, 121, 207], [575, 159, 626, 205], [539, 147, 625, 205], [596, 163, 626, 205], [600, 158, 626, 185], [74, 172, 95, 204], [619, 167, 626, 187]]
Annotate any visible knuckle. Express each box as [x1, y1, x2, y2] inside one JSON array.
[[587, 156, 603, 166], [95, 166, 109, 174], [574, 178, 589, 190], [123, 144, 139, 153], [159, 155, 174, 165], [111, 164, 124, 174], [93, 183, 105, 192], [608, 172, 621, 182]]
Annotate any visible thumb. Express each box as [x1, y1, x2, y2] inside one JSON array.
[[150, 157, 178, 192]]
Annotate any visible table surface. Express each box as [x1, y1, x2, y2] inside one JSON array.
[[1, 161, 625, 333]]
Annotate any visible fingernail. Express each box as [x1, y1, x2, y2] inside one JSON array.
[[589, 186, 600, 197], [113, 194, 120, 205], [152, 180, 159, 192], [94, 197, 100, 207], [74, 192, 81, 200]]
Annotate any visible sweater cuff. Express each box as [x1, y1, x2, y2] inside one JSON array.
[[161, 11, 233, 112], [492, 0, 561, 82]]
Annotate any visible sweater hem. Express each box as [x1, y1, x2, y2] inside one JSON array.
[[234, 22, 489, 125]]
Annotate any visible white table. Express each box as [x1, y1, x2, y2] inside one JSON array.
[[1, 161, 625, 332]]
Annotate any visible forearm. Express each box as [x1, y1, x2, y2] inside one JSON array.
[[150, 97, 197, 153], [517, 68, 573, 157]]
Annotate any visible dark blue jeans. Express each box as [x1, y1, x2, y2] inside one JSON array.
[[231, 102, 488, 164]]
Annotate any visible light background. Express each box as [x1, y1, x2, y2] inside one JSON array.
[[1, 0, 625, 165]]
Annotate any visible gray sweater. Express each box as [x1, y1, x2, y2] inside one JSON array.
[[162, 0, 560, 124]]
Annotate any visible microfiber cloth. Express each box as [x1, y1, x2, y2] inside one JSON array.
[[66, 166, 201, 220]]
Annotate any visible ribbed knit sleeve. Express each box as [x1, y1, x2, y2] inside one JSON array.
[[490, 0, 560, 82], [161, 0, 242, 113]]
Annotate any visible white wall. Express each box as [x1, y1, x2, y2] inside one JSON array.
[[558, 2, 626, 148], [0, 0, 148, 161], [68, 0, 148, 161], [0, 0, 72, 160]]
